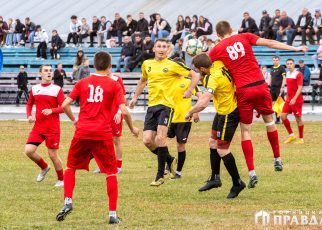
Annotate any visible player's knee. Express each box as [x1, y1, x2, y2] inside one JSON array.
[[217, 148, 230, 157], [177, 143, 185, 152], [280, 113, 287, 121], [156, 135, 167, 147], [143, 137, 154, 148], [24, 145, 35, 157], [113, 137, 121, 146], [209, 138, 217, 149]]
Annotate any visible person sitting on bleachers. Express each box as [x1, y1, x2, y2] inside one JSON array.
[[13, 19, 25, 47], [134, 12, 149, 38], [307, 9, 322, 44], [170, 38, 184, 59], [126, 34, 143, 72], [53, 63, 67, 88], [21, 17, 36, 48], [290, 8, 314, 45], [115, 36, 133, 72], [151, 13, 171, 42], [89, 16, 100, 47], [35, 25, 48, 60], [78, 18, 90, 47], [196, 15, 213, 38], [0, 18, 8, 47], [107, 13, 127, 46], [123, 15, 137, 37], [141, 34, 154, 62], [97, 16, 110, 48], [72, 50, 86, 81], [66, 15, 80, 48], [16, 65, 28, 106], [191, 15, 198, 30], [276, 11, 295, 45], [238, 12, 259, 35], [78, 59, 90, 80], [259, 10, 273, 39], [5, 18, 14, 47], [171, 15, 185, 45], [311, 39, 322, 73], [270, 9, 281, 40], [312, 66, 322, 104], [50, 30, 64, 60], [182, 16, 192, 38], [298, 59, 311, 86]]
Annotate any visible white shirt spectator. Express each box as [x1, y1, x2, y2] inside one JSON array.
[[35, 29, 49, 43], [70, 21, 81, 33]]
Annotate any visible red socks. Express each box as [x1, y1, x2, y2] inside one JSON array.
[[117, 159, 122, 169], [106, 176, 118, 211], [298, 125, 304, 139], [241, 140, 254, 171], [283, 118, 293, 134], [64, 168, 76, 198], [267, 130, 280, 158], [56, 169, 64, 181], [36, 157, 48, 170]]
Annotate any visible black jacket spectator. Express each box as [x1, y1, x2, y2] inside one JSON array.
[[291, 8, 314, 45], [89, 16, 100, 47], [127, 36, 143, 71], [17, 72, 28, 87], [171, 15, 185, 45], [111, 17, 127, 32], [124, 15, 137, 36], [239, 12, 259, 35], [121, 41, 134, 57], [137, 16, 149, 35], [259, 11, 272, 39], [149, 14, 157, 32], [142, 36, 154, 61], [16, 69, 29, 105], [50, 30, 64, 59], [15, 20, 25, 34], [53, 68, 67, 88], [107, 13, 127, 45]]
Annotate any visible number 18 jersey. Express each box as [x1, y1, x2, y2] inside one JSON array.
[[209, 33, 263, 89], [68, 73, 125, 140]]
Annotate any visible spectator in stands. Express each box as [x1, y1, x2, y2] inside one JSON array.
[[96, 16, 110, 48], [115, 36, 133, 72], [298, 59, 311, 86], [276, 11, 295, 45], [89, 16, 100, 47], [107, 13, 127, 46], [205, 38, 215, 53], [261, 65, 271, 84], [148, 13, 157, 35], [16, 65, 29, 106], [72, 50, 86, 81], [191, 15, 198, 30], [311, 39, 322, 73], [151, 13, 171, 41], [307, 9, 322, 44], [53, 63, 67, 88], [126, 35, 143, 72], [0, 18, 8, 47], [182, 16, 192, 38], [78, 18, 90, 47], [78, 59, 90, 80], [196, 15, 213, 38], [312, 68, 322, 104], [170, 38, 184, 59], [171, 15, 185, 45], [270, 9, 281, 39], [135, 12, 149, 38], [238, 12, 259, 35], [259, 10, 272, 39], [5, 18, 14, 47], [67, 15, 80, 48], [291, 8, 313, 45], [35, 25, 48, 60], [13, 19, 25, 47], [141, 34, 154, 61], [123, 15, 137, 37], [22, 17, 36, 48], [50, 30, 64, 59]]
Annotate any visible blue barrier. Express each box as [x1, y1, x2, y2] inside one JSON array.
[[0, 49, 3, 72]]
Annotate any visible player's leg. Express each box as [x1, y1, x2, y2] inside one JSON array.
[[295, 114, 304, 144], [143, 106, 159, 155], [281, 102, 296, 144], [113, 136, 123, 173], [48, 149, 64, 187], [143, 130, 158, 154]]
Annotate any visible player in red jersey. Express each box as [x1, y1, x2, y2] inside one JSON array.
[[56, 51, 139, 224], [281, 59, 304, 144], [25, 64, 65, 187], [209, 21, 308, 188]]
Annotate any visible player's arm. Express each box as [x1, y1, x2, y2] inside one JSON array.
[[184, 70, 200, 98], [256, 38, 308, 52], [119, 104, 139, 137], [42, 89, 65, 116], [192, 91, 203, 123], [129, 77, 147, 109], [62, 97, 77, 124], [279, 73, 286, 96], [185, 92, 212, 121], [26, 90, 35, 123]]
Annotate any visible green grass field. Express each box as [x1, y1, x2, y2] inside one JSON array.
[[1, 120, 322, 229]]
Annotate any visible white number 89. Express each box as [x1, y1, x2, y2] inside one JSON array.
[[226, 42, 245, 60]]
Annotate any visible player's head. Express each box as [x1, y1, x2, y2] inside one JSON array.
[[19, 65, 25, 73], [39, 65, 53, 83], [216, 21, 233, 39], [272, 56, 280, 66], [94, 51, 111, 72], [298, 59, 305, 68], [192, 53, 212, 79], [153, 39, 169, 60], [286, 58, 295, 71]]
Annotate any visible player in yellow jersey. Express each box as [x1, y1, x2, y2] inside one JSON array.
[[167, 57, 202, 179], [185, 53, 245, 199], [129, 39, 199, 186]]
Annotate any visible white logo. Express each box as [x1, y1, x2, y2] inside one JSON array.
[[164, 118, 168, 124], [255, 211, 270, 225], [182, 138, 187, 141], [53, 143, 58, 146]]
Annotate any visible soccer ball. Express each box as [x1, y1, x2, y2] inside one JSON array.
[[186, 39, 203, 56]]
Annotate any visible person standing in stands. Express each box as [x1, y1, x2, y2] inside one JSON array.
[[16, 65, 29, 106]]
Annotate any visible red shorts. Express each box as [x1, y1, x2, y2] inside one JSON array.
[[111, 118, 123, 137], [282, 101, 303, 117], [236, 83, 274, 124], [66, 137, 117, 174], [27, 132, 60, 149]]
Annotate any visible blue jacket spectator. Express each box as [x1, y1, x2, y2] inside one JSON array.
[[298, 60, 311, 86]]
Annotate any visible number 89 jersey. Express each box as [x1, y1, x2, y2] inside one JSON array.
[[68, 73, 125, 140], [209, 33, 263, 89]]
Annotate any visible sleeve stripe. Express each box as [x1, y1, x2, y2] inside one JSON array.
[[204, 74, 210, 88], [170, 59, 191, 71]]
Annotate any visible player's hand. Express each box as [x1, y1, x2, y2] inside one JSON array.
[[114, 112, 122, 124], [193, 113, 200, 123], [28, 116, 35, 123], [296, 46, 308, 52], [131, 127, 139, 137], [183, 90, 192, 99], [129, 98, 137, 109], [290, 98, 296, 105], [72, 119, 77, 126], [185, 112, 193, 121], [42, 109, 53, 116]]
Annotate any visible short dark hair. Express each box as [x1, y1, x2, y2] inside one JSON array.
[[94, 51, 111, 71], [286, 58, 294, 63], [273, 56, 280, 60], [71, 15, 77, 20], [192, 53, 212, 69], [216, 21, 231, 37], [39, 64, 51, 72]]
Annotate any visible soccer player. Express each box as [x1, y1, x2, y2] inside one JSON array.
[[269, 56, 286, 124], [185, 53, 245, 199], [129, 38, 199, 186], [281, 59, 304, 144], [24, 64, 64, 187], [167, 57, 202, 179], [56, 51, 139, 224], [209, 21, 308, 188]]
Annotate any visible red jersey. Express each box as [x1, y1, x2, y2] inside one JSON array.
[[68, 73, 125, 140], [286, 70, 303, 103], [26, 83, 64, 134], [110, 74, 126, 117], [209, 33, 263, 89]]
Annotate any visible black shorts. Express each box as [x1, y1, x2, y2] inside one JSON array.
[[143, 105, 174, 131], [270, 87, 283, 101], [212, 108, 239, 142], [167, 122, 192, 144]]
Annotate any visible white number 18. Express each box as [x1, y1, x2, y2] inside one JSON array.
[[87, 84, 104, 102], [226, 42, 245, 60]]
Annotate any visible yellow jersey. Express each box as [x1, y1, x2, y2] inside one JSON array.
[[141, 58, 191, 109], [203, 61, 237, 115], [172, 77, 200, 123]]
